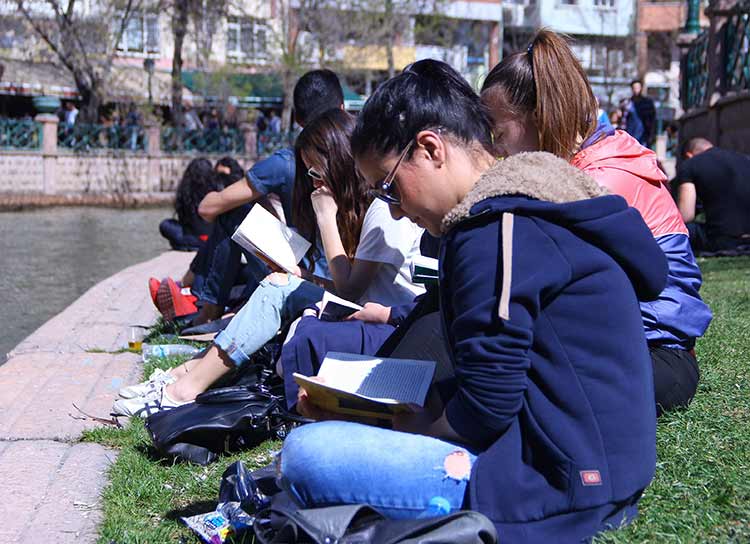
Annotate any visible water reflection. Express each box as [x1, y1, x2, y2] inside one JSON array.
[[0, 207, 172, 362]]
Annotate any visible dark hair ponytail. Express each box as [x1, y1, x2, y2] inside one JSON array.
[[351, 59, 493, 160], [481, 29, 597, 160]]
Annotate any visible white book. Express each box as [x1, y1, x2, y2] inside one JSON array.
[[231, 205, 311, 274], [293, 352, 436, 419], [318, 292, 364, 321]]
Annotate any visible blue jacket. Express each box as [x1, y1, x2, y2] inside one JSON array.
[[438, 153, 667, 542]]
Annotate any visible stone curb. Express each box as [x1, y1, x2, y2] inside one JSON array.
[[0, 250, 193, 543]]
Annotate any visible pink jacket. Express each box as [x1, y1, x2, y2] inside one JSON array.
[[572, 130, 687, 238]]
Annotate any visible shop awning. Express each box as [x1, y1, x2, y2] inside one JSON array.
[[0, 57, 191, 105], [181, 70, 366, 110]]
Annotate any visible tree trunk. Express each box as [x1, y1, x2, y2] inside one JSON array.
[[171, 0, 190, 130], [281, 6, 300, 131], [385, 0, 395, 78]]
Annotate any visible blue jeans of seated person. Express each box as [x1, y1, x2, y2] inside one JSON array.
[[277, 421, 477, 519], [214, 274, 324, 366], [191, 203, 270, 308]]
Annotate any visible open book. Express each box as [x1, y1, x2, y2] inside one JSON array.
[[318, 292, 363, 321], [293, 352, 436, 419], [231, 205, 311, 274], [410, 255, 439, 285]]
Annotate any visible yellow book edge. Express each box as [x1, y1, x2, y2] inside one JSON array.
[[293, 373, 419, 420]]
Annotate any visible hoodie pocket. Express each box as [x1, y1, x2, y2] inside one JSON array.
[[519, 409, 573, 496]]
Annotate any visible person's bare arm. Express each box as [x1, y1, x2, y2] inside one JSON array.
[[312, 187, 381, 301], [198, 179, 261, 222], [677, 182, 697, 223]]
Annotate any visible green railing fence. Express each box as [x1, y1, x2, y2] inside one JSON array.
[[684, 31, 709, 110], [161, 127, 244, 154], [683, 4, 750, 111], [724, 9, 750, 94], [0, 119, 41, 150], [57, 123, 147, 152], [256, 130, 296, 158]]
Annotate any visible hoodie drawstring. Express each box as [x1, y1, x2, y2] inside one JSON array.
[[498, 213, 514, 320]]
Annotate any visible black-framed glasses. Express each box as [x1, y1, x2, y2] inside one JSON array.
[[370, 139, 414, 206]]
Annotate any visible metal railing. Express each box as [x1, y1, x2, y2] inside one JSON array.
[[684, 30, 709, 110], [57, 124, 147, 152], [0, 119, 41, 150], [161, 127, 245, 154], [256, 130, 296, 158], [724, 9, 750, 94]]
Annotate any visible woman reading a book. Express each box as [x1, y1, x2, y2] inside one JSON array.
[[112, 109, 425, 417], [479, 29, 711, 416], [278, 60, 669, 542]]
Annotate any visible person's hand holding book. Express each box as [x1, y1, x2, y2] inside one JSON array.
[[347, 302, 392, 324]]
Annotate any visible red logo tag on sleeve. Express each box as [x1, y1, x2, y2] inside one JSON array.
[[580, 470, 602, 486]]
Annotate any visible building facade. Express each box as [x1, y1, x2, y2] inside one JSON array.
[[502, 0, 638, 107]]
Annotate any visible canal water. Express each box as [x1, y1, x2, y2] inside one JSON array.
[[1, 207, 173, 363]]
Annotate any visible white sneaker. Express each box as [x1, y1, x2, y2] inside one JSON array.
[[118, 368, 176, 399], [111, 385, 190, 418]]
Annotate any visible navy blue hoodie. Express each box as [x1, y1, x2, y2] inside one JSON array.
[[438, 153, 667, 542]]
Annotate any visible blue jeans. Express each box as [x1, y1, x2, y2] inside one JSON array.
[[277, 421, 477, 519], [191, 203, 269, 307], [214, 274, 324, 366]]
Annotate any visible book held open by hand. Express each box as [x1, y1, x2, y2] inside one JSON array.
[[318, 292, 363, 321], [231, 204, 311, 274], [293, 352, 436, 419]]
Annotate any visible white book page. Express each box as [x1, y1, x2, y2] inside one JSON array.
[[318, 352, 435, 405], [231, 205, 311, 272]]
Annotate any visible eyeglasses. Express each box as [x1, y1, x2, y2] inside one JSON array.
[[370, 139, 414, 206], [307, 166, 324, 181]]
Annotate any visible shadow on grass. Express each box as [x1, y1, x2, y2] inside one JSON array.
[[165, 500, 219, 520]]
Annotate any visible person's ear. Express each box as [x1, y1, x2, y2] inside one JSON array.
[[339, 103, 345, 111], [415, 130, 445, 167]]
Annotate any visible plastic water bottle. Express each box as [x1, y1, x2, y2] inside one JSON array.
[[141, 343, 201, 361], [418, 496, 451, 518]]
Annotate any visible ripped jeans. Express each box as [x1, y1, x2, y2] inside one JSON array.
[[214, 274, 324, 366], [277, 421, 477, 519]]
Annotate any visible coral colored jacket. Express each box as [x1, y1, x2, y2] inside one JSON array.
[[573, 131, 712, 349]]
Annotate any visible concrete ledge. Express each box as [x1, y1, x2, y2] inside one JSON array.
[[0, 250, 193, 543], [0, 192, 175, 212]]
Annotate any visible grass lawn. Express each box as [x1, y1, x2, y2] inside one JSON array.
[[87, 257, 750, 543]]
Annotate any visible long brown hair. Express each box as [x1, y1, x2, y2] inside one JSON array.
[[292, 109, 372, 267], [480, 29, 597, 160]]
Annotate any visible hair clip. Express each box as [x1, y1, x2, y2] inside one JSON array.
[[527, 43, 534, 56], [398, 112, 406, 125]]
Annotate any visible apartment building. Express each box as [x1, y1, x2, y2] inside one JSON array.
[[502, 0, 638, 106]]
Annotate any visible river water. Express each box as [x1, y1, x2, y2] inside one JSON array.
[[0, 207, 172, 363]]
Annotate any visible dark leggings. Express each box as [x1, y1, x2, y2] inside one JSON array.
[[650, 345, 700, 417]]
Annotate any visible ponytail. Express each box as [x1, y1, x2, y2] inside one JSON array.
[[481, 29, 597, 160]]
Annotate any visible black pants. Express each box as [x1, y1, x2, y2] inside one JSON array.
[[651, 345, 699, 417]]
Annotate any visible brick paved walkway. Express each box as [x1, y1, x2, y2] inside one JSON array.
[[0, 251, 192, 543]]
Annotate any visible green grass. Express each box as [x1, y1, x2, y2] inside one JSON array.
[[89, 257, 750, 543]]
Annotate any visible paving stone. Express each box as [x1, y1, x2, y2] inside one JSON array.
[[20, 443, 117, 544], [0, 352, 141, 441], [0, 250, 191, 542]]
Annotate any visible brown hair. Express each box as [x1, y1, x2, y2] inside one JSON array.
[[480, 29, 597, 160], [292, 109, 371, 267]]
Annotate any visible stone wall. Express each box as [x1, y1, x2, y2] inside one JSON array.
[[0, 114, 256, 200], [679, 93, 750, 159]]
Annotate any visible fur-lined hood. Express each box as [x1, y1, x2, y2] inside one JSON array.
[[442, 152, 608, 233]]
